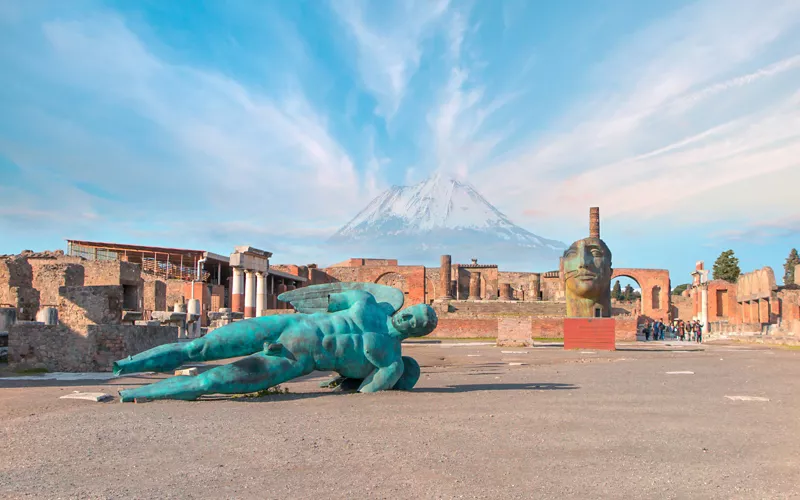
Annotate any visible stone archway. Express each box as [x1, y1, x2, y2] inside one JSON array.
[[375, 272, 407, 293], [611, 268, 671, 321]]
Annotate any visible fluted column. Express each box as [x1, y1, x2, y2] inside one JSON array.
[[468, 272, 481, 300], [244, 270, 256, 318], [231, 267, 244, 313], [439, 255, 452, 299], [256, 272, 266, 316]]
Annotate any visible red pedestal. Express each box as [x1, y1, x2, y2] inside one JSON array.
[[564, 318, 616, 351]]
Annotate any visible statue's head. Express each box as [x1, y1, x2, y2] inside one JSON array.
[[563, 237, 612, 300], [392, 304, 438, 338]]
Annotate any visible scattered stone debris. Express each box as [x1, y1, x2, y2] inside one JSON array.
[[174, 367, 198, 376], [725, 395, 769, 402], [59, 391, 113, 402]]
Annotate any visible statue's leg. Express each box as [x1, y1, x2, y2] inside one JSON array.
[[119, 352, 312, 402], [113, 315, 292, 375], [392, 356, 421, 390]]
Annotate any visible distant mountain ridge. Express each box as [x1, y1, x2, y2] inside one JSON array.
[[328, 173, 566, 270]]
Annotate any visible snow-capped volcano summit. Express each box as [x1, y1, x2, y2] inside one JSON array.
[[328, 174, 566, 270]]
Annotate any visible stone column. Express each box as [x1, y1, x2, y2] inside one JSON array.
[[468, 272, 481, 300], [231, 267, 244, 313], [500, 283, 513, 301], [244, 270, 256, 318], [439, 255, 453, 299], [700, 285, 709, 334], [531, 274, 541, 301], [589, 207, 600, 238], [256, 272, 266, 316]]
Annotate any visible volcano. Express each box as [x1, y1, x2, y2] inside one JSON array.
[[328, 173, 565, 270]]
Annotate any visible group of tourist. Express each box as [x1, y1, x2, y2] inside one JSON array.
[[641, 319, 703, 343]]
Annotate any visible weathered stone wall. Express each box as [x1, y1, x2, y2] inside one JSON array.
[[30, 262, 84, 307], [89, 324, 178, 371], [611, 299, 639, 316], [611, 268, 671, 320], [166, 280, 186, 309], [456, 266, 499, 300], [143, 280, 167, 316], [540, 275, 564, 301], [446, 300, 566, 316], [428, 315, 639, 341], [82, 260, 141, 286], [671, 295, 693, 321], [497, 317, 533, 346], [429, 318, 498, 338], [8, 322, 177, 372], [0, 257, 37, 318], [58, 286, 123, 333], [707, 280, 739, 322], [320, 265, 426, 308]]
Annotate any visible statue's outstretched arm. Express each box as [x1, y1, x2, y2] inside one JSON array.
[[326, 290, 375, 312]]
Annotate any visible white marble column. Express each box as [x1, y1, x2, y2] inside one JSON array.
[[256, 272, 266, 316], [231, 267, 244, 313], [244, 270, 256, 318], [701, 285, 709, 334]]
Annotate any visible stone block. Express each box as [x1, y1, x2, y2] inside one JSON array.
[[496, 317, 533, 347], [174, 367, 198, 376], [60, 392, 113, 402]]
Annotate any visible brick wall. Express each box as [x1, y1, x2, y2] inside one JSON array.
[[429, 318, 498, 338], [540, 276, 564, 301], [429, 314, 640, 341], [497, 317, 532, 346], [446, 300, 566, 316], [671, 295, 693, 321], [321, 265, 426, 308], [8, 322, 177, 372]]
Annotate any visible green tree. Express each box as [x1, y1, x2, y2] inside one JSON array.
[[623, 284, 634, 301], [712, 249, 741, 283], [672, 283, 690, 295], [784, 248, 800, 285], [611, 280, 622, 300]]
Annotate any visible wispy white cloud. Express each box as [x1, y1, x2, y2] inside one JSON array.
[[427, 5, 517, 181], [473, 0, 800, 232], [3, 13, 369, 233], [332, 0, 451, 118]]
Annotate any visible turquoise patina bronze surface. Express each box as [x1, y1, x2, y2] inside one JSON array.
[[114, 283, 437, 402]]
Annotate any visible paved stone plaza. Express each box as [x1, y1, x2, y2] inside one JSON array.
[[1, 340, 798, 499]]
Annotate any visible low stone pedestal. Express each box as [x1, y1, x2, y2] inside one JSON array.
[[564, 318, 616, 351], [496, 317, 533, 347]]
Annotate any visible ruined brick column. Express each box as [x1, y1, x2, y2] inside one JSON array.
[[468, 272, 481, 300], [244, 270, 256, 318], [439, 255, 453, 299], [590, 207, 600, 239], [255, 272, 266, 316], [531, 273, 541, 301], [500, 283, 513, 300], [231, 267, 244, 313]]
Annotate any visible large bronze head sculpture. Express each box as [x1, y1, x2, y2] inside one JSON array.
[[562, 210, 613, 317]]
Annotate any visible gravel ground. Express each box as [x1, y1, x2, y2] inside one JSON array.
[[1, 340, 798, 499]]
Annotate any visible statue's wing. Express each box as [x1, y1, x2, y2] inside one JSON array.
[[277, 283, 404, 314]]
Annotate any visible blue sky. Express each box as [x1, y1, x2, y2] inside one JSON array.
[[1, 0, 799, 285]]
